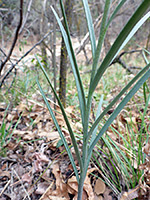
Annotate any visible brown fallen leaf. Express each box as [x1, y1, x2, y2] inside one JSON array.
[[143, 141, 150, 155], [52, 163, 70, 199], [120, 186, 139, 200], [35, 182, 50, 195], [94, 195, 103, 200], [103, 188, 112, 200], [38, 131, 60, 142], [0, 170, 10, 179], [21, 172, 32, 184], [94, 179, 106, 195], [32, 152, 50, 163], [67, 175, 94, 200], [13, 130, 34, 140], [32, 152, 50, 172]]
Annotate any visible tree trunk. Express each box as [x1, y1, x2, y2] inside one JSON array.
[[59, 0, 74, 107]]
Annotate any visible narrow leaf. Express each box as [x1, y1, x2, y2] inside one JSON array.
[[85, 0, 111, 136], [107, 0, 127, 28], [35, 55, 83, 171], [37, 79, 79, 182], [89, 68, 150, 154], [88, 63, 150, 139], [82, 0, 96, 57], [90, 1, 150, 95], [90, 95, 103, 145], [51, 5, 86, 125], [90, 0, 111, 81]]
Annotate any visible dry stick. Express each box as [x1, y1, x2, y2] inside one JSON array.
[[0, 0, 23, 75], [39, 182, 54, 200], [0, 180, 11, 197], [75, 14, 102, 55], [13, 169, 31, 200], [52, 0, 57, 109], [0, 48, 14, 65], [110, 50, 142, 73], [81, 50, 143, 74], [0, 49, 17, 90], [0, 31, 52, 88], [19, 0, 33, 34], [23, 151, 66, 200]]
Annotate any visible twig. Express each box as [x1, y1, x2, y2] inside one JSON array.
[[114, 49, 142, 59], [39, 181, 54, 200], [75, 0, 119, 56], [0, 0, 23, 75], [110, 50, 142, 73], [19, 0, 33, 34], [7, 68, 17, 91], [0, 31, 52, 88], [13, 169, 31, 200], [0, 48, 14, 65], [0, 180, 11, 197]]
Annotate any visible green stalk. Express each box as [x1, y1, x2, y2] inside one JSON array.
[[81, 1, 112, 170], [83, 0, 112, 140], [38, 0, 150, 199], [37, 80, 79, 182], [138, 93, 150, 169], [106, 0, 127, 28], [77, 172, 85, 200], [53, 2, 86, 125], [82, 0, 96, 57]]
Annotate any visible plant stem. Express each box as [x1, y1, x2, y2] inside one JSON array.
[[77, 172, 86, 200]]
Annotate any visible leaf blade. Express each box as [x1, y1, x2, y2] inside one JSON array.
[[82, 0, 96, 57], [90, 1, 150, 95], [51, 5, 86, 125], [35, 55, 83, 172], [36, 79, 79, 182], [89, 68, 150, 155], [88, 63, 150, 139]]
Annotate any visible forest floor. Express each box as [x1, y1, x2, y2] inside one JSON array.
[[0, 38, 150, 200]]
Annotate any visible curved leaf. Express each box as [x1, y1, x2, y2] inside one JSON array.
[[82, 0, 96, 57], [37, 79, 79, 182], [90, 1, 150, 95], [89, 68, 150, 155], [51, 5, 86, 125], [88, 63, 150, 139], [35, 55, 83, 172]]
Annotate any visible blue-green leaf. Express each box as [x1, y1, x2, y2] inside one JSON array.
[[89, 68, 150, 154], [37, 79, 79, 182], [35, 55, 83, 172], [90, 2, 150, 95], [51, 5, 86, 125], [82, 0, 96, 57]]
